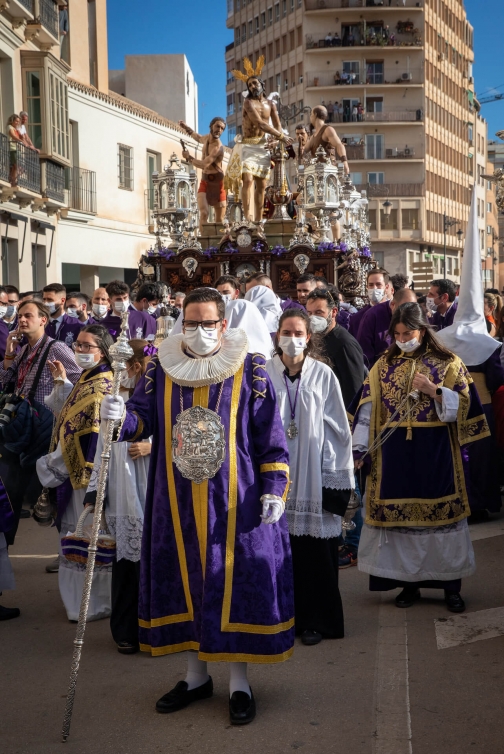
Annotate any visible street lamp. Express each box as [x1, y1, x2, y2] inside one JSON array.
[[382, 199, 392, 221], [443, 214, 461, 277]]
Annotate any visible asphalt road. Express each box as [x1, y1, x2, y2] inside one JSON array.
[[2, 513, 504, 754]]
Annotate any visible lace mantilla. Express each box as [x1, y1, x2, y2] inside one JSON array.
[[158, 328, 248, 387], [105, 515, 144, 562], [322, 468, 354, 490]]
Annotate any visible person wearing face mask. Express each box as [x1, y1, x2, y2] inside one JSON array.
[[426, 279, 457, 331], [2, 285, 20, 332], [357, 285, 417, 369], [350, 302, 490, 614], [266, 309, 354, 646], [36, 325, 114, 621], [99, 287, 293, 725], [65, 292, 93, 325], [91, 287, 110, 321], [349, 269, 392, 339], [132, 282, 161, 319], [215, 274, 241, 304], [0, 286, 12, 359], [84, 339, 153, 653], [43, 283, 83, 348], [100, 280, 157, 342]]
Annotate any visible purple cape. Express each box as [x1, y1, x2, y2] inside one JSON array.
[[431, 301, 458, 331], [348, 303, 371, 338], [101, 305, 157, 341], [356, 300, 392, 369], [119, 352, 295, 662], [280, 298, 305, 312]]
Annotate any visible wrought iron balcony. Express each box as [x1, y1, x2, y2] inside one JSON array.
[[19, 0, 34, 12], [304, 0, 424, 10], [15, 142, 41, 194], [0, 133, 9, 184], [39, 0, 58, 36], [65, 166, 97, 214], [355, 182, 425, 197], [43, 159, 65, 203]]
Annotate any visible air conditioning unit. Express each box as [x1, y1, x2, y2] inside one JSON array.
[[401, 72, 413, 81]]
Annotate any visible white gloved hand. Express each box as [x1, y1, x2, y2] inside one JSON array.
[[100, 394, 125, 422], [260, 494, 285, 525]]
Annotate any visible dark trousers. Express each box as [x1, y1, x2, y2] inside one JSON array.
[[110, 558, 140, 645], [0, 449, 42, 546], [370, 576, 462, 593], [290, 534, 344, 638]]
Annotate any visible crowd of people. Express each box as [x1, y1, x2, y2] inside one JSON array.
[[1, 213, 503, 725]]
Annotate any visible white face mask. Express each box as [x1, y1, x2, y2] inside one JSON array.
[[46, 302, 58, 315], [426, 297, 437, 313], [183, 326, 220, 356], [279, 335, 307, 357], [368, 288, 385, 304], [309, 315, 330, 334], [120, 372, 137, 389], [0, 306, 8, 319], [221, 293, 233, 306], [113, 299, 129, 313], [75, 352, 96, 369], [147, 305, 157, 315], [396, 337, 420, 354], [66, 307, 79, 319], [5, 305, 15, 318], [92, 303, 108, 318]]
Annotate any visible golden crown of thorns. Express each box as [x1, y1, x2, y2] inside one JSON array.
[[231, 56, 265, 83]]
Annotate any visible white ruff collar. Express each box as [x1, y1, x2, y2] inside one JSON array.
[[158, 328, 249, 387]]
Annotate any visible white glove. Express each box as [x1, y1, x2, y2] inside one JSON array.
[[100, 394, 125, 422], [260, 494, 285, 525]]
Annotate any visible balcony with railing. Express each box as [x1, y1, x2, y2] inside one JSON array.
[[65, 167, 97, 214], [332, 108, 423, 123], [27, 0, 58, 44], [13, 142, 41, 194], [42, 159, 65, 203], [346, 144, 422, 159], [355, 182, 425, 197], [4, 0, 34, 23], [305, 0, 424, 11], [306, 30, 423, 48], [0, 133, 10, 186], [307, 68, 422, 87]]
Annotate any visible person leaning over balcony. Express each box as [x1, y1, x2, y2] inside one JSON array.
[[17, 112, 39, 153], [7, 114, 23, 187]]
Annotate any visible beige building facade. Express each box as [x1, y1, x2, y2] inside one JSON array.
[[225, 0, 483, 288]]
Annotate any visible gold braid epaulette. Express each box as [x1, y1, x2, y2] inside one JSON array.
[[251, 353, 267, 399], [145, 355, 158, 394]]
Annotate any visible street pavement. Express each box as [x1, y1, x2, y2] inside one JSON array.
[[2, 513, 504, 754]]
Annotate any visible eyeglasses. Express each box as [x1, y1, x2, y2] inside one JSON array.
[[72, 342, 101, 353], [182, 319, 222, 332]]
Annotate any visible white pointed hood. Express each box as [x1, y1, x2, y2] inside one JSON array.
[[436, 187, 500, 366]]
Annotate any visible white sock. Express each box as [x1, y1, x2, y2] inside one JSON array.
[[184, 652, 209, 691], [229, 661, 250, 698]]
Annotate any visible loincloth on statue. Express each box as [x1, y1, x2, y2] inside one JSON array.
[[198, 173, 226, 206], [224, 135, 271, 197]]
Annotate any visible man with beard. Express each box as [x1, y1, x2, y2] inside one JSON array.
[[225, 57, 292, 222], [179, 118, 227, 232]]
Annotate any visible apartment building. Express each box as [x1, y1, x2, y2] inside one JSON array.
[[488, 140, 504, 291], [225, 0, 483, 285], [0, 0, 197, 294]]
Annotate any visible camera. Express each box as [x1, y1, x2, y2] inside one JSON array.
[[0, 394, 21, 427]]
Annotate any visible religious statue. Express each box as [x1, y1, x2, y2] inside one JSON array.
[[224, 57, 293, 222], [179, 117, 227, 232], [303, 106, 350, 174], [336, 248, 376, 307]]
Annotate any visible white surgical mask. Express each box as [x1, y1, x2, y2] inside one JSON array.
[[183, 326, 220, 356], [368, 288, 385, 304], [396, 337, 420, 354], [309, 315, 330, 334], [75, 352, 96, 369], [221, 293, 233, 306], [120, 372, 137, 389], [113, 299, 130, 313], [46, 302, 58, 315], [92, 303, 108, 318], [147, 305, 157, 315], [0, 306, 8, 319], [426, 297, 437, 313], [5, 305, 15, 318], [66, 307, 79, 319], [279, 335, 307, 357]]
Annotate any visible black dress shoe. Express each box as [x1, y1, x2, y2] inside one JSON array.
[[395, 588, 421, 608], [229, 689, 256, 725], [0, 604, 20, 620], [117, 641, 139, 654], [301, 629, 323, 646], [155, 677, 213, 713], [445, 591, 466, 613]]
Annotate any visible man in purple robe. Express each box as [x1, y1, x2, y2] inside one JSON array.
[[427, 279, 458, 331], [100, 280, 157, 342], [101, 287, 293, 726], [349, 268, 393, 338], [357, 287, 416, 369], [43, 283, 84, 348]]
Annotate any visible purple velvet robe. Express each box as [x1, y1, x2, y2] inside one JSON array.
[[119, 352, 295, 662], [431, 302, 458, 331], [280, 298, 305, 312], [336, 309, 351, 331], [356, 300, 392, 369], [464, 348, 504, 513], [101, 305, 157, 342], [45, 314, 83, 347], [348, 303, 371, 338], [0, 318, 8, 360]]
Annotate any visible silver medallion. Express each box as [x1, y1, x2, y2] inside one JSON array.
[[286, 420, 298, 439], [172, 405, 226, 483]]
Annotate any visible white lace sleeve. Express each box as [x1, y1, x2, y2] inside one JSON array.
[[44, 378, 74, 414], [435, 387, 459, 423], [352, 400, 371, 452], [35, 443, 69, 488]]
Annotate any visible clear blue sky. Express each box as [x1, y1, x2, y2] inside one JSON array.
[[107, 0, 504, 138]]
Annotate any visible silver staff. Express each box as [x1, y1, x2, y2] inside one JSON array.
[[61, 311, 133, 742]]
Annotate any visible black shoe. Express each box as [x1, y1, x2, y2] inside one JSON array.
[[117, 641, 139, 654], [395, 588, 421, 608], [155, 677, 213, 714], [301, 629, 323, 646], [229, 689, 256, 725], [0, 604, 20, 620], [19, 509, 30, 519], [445, 591, 466, 613]]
